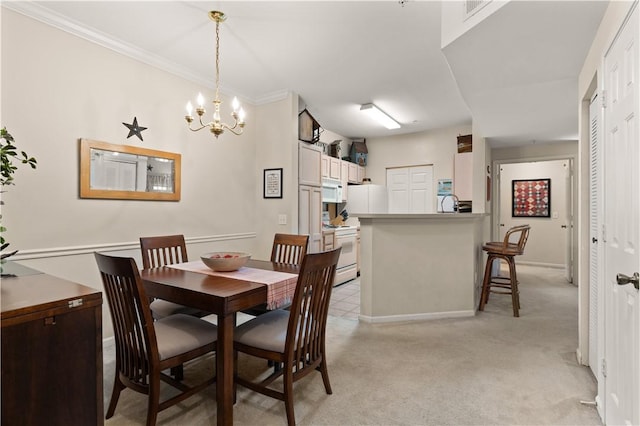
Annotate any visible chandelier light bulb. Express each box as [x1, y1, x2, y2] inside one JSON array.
[[197, 93, 205, 108], [238, 108, 246, 124], [186, 102, 193, 116], [232, 97, 240, 112]]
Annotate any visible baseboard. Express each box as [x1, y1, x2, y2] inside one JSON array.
[[518, 261, 564, 269], [358, 310, 475, 323]]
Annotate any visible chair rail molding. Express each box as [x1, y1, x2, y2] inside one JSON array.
[[10, 232, 257, 261]]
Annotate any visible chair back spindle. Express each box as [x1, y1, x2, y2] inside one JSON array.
[[271, 233, 309, 266], [140, 234, 188, 269]]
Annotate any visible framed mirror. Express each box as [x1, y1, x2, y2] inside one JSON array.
[[80, 139, 181, 201]]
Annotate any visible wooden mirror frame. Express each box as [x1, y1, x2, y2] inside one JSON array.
[[80, 139, 181, 201]]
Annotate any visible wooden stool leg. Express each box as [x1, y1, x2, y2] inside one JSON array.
[[479, 255, 494, 311], [507, 256, 519, 317]]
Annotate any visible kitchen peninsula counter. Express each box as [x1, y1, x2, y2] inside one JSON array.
[[356, 213, 487, 323]]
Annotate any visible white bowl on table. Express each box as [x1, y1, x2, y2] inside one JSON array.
[[200, 252, 251, 272]]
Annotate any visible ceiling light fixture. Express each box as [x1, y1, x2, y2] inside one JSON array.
[[184, 11, 245, 138], [360, 103, 401, 130]]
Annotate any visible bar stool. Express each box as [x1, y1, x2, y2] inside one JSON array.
[[479, 225, 531, 317]]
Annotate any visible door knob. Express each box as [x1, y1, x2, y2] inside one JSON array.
[[592, 237, 598, 243], [499, 224, 505, 227], [561, 225, 567, 229], [616, 272, 640, 290]]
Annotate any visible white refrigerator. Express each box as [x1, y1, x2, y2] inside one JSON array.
[[347, 184, 388, 215]]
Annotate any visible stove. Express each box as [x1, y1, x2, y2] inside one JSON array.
[[333, 226, 358, 286]]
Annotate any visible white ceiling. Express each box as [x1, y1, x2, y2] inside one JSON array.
[[5, 1, 608, 147]]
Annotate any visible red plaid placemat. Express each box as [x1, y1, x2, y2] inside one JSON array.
[[167, 261, 298, 309]]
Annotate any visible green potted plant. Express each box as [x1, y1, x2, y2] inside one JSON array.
[[1, 127, 37, 260]]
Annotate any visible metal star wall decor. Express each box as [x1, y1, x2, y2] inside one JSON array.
[[122, 117, 147, 141]]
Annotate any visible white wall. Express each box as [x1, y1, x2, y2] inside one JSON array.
[[363, 123, 475, 203], [441, 0, 509, 48], [1, 9, 300, 338]]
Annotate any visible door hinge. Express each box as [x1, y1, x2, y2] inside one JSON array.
[[602, 224, 607, 243], [68, 298, 83, 308], [601, 90, 607, 109], [602, 358, 607, 378]]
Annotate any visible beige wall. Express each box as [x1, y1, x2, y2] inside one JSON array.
[[1, 10, 300, 337]]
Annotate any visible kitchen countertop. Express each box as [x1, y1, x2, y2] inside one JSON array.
[[355, 213, 487, 220]]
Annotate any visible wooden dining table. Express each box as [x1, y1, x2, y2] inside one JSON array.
[[140, 259, 300, 426]]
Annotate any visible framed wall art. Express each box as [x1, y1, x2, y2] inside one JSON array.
[[512, 178, 550, 217], [263, 168, 283, 199]]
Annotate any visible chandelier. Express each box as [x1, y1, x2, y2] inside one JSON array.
[[184, 11, 246, 138]]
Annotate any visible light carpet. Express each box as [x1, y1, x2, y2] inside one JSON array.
[[103, 265, 601, 425]]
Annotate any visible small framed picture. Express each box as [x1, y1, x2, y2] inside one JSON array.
[[263, 168, 283, 199]]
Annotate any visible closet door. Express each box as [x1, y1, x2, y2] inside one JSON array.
[[386, 165, 434, 213]]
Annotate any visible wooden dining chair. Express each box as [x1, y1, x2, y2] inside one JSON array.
[[140, 235, 210, 319], [479, 224, 531, 317], [234, 247, 341, 426], [271, 233, 309, 265], [95, 252, 217, 426]]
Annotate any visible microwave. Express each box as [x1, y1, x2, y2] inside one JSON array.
[[322, 179, 343, 203]]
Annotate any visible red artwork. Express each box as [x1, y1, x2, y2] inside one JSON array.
[[512, 179, 550, 217]]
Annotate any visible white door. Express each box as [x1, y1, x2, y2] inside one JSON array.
[[387, 167, 409, 213], [408, 166, 434, 213], [603, 5, 640, 425], [386, 165, 434, 213], [589, 91, 604, 381]]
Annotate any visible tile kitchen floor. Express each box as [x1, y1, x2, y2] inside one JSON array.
[[329, 277, 360, 320]]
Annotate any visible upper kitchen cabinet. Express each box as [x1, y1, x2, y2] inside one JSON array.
[[321, 154, 341, 181], [321, 154, 330, 179], [329, 157, 341, 180], [348, 162, 359, 183], [299, 143, 322, 187], [357, 165, 365, 184]]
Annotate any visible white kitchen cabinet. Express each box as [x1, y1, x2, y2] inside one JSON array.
[[348, 162, 358, 183], [321, 154, 330, 179], [454, 152, 473, 201], [299, 143, 322, 187], [357, 165, 365, 184], [322, 230, 335, 251], [340, 160, 349, 202], [329, 157, 341, 180], [298, 185, 322, 253]]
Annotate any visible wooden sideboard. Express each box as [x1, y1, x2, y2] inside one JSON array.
[[1, 262, 103, 425]]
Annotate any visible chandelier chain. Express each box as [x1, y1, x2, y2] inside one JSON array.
[[215, 17, 220, 102]]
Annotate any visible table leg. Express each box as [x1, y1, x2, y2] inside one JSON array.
[[216, 312, 234, 426]]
